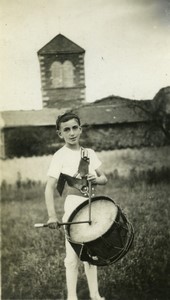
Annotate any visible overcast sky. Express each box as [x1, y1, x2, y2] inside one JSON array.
[[0, 0, 170, 111]]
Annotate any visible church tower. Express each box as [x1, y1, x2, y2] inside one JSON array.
[[38, 34, 86, 108]]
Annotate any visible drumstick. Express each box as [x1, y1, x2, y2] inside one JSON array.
[[34, 220, 91, 228], [88, 180, 92, 225], [34, 223, 49, 228]]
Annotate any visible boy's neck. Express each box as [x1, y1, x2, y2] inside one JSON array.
[[65, 143, 81, 151]]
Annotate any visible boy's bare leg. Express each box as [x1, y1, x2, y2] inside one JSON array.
[[84, 262, 104, 300], [65, 239, 79, 300]]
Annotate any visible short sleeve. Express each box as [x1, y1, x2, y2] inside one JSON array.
[[47, 151, 62, 179]]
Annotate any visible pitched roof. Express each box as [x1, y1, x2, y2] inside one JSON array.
[[73, 103, 152, 125], [1, 87, 169, 129], [0, 102, 151, 129], [38, 34, 85, 55], [93, 95, 152, 106], [0, 108, 67, 128]]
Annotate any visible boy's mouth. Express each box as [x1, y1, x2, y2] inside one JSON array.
[[70, 137, 77, 141]]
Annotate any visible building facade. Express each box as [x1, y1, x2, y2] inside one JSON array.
[[0, 31, 170, 159], [38, 34, 86, 108]]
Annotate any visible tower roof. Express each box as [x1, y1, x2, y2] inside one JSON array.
[[38, 34, 85, 55]]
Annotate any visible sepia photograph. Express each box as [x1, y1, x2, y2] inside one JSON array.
[[1, 1, 170, 299]]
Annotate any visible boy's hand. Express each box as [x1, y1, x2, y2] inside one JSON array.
[[47, 217, 60, 229], [87, 174, 97, 184], [87, 171, 107, 186]]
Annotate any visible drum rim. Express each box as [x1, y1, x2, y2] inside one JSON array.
[[66, 196, 119, 243], [68, 216, 134, 266], [65, 195, 135, 266]]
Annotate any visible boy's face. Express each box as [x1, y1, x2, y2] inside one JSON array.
[[58, 118, 82, 148]]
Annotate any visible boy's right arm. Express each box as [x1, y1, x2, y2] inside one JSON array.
[[45, 176, 59, 226]]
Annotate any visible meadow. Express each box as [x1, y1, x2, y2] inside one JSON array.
[[1, 147, 170, 300]]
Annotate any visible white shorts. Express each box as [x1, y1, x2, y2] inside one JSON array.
[[63, 195, 88, 222]]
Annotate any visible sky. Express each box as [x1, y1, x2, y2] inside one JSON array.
[[0, 0, 170, 111]]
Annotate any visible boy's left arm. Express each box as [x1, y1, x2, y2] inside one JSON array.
[[87, 166, 107, 185]]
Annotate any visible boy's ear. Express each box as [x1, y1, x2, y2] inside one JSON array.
[[57, 130, 63, 139]]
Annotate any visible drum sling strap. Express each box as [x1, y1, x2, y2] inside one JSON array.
[[57, 148, 90, 196]]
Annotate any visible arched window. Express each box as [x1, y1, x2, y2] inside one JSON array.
[[63, 60, 74, 87], [50, 60, 75, 88], [51, 62, 63, 88]]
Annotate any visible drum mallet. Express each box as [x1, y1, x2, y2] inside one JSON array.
[[88, 180, 92, 225], [34, 220, 91, 228]]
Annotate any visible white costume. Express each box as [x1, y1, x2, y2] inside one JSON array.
[[47, 145, 101, 216], [47, 146, 104, 300]]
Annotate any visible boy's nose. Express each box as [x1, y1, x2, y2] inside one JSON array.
[[70, 129, 74, 135]]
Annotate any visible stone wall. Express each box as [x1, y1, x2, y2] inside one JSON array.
[[4, 121, 170, 158], [82, 123, 168, 151]]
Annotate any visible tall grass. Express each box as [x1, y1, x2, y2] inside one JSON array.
[[1, 146, 170, 184], [1, 170, 170, 300]]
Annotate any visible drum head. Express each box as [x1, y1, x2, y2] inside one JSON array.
[[68, 196, 118, 243]]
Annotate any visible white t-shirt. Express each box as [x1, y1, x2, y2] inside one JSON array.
[[47, 145, 101, 217], [47, 145, 101, 179]]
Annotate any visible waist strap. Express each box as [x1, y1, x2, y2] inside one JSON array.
[[57, 173, 86, 196], [57, 173, 96, 197], [67, 185, 96, 197]]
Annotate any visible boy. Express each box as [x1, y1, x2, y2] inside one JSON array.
[[45, 112, 107, 300]]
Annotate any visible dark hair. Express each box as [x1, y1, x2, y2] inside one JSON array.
[[56, 112, 81, 130]]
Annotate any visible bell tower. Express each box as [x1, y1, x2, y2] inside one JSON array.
[[38, 34, 86, 109]]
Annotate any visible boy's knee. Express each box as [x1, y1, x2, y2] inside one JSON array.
[[64, 256, 79, 270], [84, 261, 96, 269]]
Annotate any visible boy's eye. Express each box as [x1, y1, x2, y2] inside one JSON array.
[[63, 125, 79, 132], [64, 127, 70, 132]]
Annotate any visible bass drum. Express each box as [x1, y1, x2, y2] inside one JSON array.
[[65, 196, 134, 266]]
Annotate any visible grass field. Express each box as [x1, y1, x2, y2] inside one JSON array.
[[1, 171, 170, 300]]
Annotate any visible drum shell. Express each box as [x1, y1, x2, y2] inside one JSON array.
[[66, 196, 134, 266]]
